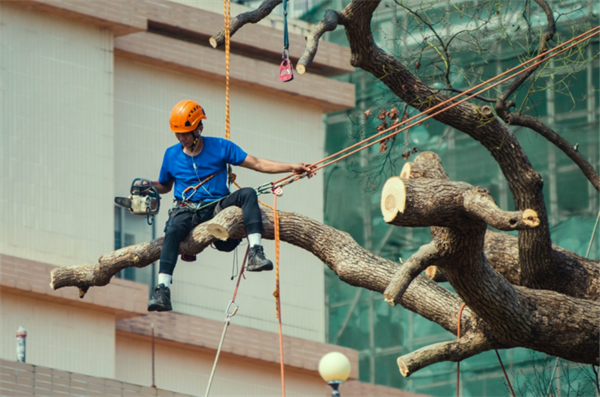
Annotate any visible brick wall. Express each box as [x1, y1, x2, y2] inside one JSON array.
[[0, 359, 194, 397]]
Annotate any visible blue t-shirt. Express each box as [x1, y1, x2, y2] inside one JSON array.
[[158, 137, 248, 202]]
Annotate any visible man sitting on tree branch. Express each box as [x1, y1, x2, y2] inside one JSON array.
[[146, 99, 313, 312]]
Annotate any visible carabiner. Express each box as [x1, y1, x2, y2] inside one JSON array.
[[226, 300, 239, 318], [255, 182, 273, 196]]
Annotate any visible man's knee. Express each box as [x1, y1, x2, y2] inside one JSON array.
[[238, 187, 258, 203], [165, 219, 191, 240]]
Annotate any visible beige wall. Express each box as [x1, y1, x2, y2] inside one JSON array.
[[0, 3, 115, 267], [0, 291, 115, 378], [115, 334, 327, 397], [114, 57, 326, 342]]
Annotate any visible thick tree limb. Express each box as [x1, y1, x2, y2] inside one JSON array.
[[398, 334, 492, 377], [380, 177, 539, 231], [382, 150, 599, 366], [403, 153, 599, 301], [297, 9, 345, 74]]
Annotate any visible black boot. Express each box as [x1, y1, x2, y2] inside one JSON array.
[[148, 283, 173, 312], [247, 245, 274, 272]]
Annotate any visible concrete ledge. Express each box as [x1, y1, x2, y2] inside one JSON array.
[[0, 359, 194, 396], [115, 32, 355, 113], [0, 254, 148, 320], [116, 312, 359, 380]]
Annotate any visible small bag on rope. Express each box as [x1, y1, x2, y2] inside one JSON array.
[[278, 0, 293, 83], [279, 57, 294, 82]]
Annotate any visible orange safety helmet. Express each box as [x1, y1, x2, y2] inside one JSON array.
[[169, 100, 207, 133]]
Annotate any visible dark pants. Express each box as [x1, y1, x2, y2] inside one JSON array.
[[159, 187, 263, 275]]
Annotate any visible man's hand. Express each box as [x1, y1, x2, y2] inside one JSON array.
[[291, 163, 316, 178]]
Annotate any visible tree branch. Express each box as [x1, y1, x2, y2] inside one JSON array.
[[297, 9, 346, 75], [209, 0, 282, 48], [381, 177, 540, 231], [500, 112, 600, 192], [398, 334, 492, 377], [384, 242, 440, 305], [463, 187, 540, 230]]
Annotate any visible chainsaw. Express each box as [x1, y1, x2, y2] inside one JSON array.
[[115, 178, 161, 225]]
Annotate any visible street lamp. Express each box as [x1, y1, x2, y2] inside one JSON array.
[[318, 352, 351, 397]]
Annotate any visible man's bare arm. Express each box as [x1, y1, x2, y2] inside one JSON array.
[[240, 155, 314, 175]]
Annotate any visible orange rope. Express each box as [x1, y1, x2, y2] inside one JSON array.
[[271, 25, 600, 188], [272, 193, 286, 396], [223, 0, 231, 141], [457, 303, 466, 397]]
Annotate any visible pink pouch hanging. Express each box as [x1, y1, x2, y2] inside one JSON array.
[[279, 58, 294, 82]]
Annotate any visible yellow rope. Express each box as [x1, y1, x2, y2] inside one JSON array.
[[222, 5, 284, 394], [224, 0, 231, 141]]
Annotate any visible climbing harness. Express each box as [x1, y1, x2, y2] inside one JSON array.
[[205, 246, 249, 397], [114, 178, 161, 225], [278, 0, 294, 83]]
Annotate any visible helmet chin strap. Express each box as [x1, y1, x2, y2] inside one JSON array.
[[190, 131, 199, 152]]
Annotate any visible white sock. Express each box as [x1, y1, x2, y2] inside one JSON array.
[[247, 233, 262, 247], [158, 273, 172, 286]]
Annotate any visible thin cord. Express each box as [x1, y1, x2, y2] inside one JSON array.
[[495, 350, 516, 397]]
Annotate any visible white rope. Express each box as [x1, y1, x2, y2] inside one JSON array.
[[204, 316, 232, 397]]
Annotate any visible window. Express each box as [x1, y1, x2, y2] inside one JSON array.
[[114, 206, 157, 289]]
